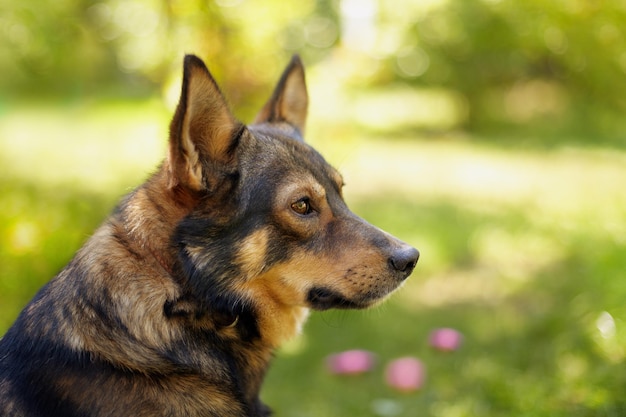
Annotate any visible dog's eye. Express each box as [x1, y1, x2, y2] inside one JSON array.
[[291, 198, 313, 216]]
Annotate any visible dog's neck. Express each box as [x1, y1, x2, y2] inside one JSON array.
[[122, 175, 310, 354], [149, 245, 175, 276], [121, 175, 191, 279]]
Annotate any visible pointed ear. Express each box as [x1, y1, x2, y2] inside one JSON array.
[[253, 54, 308, 136], [168, 55, 243, 192]]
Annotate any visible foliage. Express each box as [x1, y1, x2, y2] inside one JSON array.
[[4, 0, 626, 135], [0, 0, 339, 119], [385, 0, 626, 134]]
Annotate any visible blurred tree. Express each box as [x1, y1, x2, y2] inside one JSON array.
[[3, 0, 626, 135], [0, 0, 341, 120], [0, 0, 122, 96], [390, 0, 626, 134]]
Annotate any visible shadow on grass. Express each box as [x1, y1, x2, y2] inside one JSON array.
[[357, 123, 626, 152]]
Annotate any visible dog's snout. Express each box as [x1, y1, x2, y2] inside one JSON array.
[[389, 246, 419, 279]]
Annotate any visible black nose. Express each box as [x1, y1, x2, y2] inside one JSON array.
[[389, 246, 419, 278]]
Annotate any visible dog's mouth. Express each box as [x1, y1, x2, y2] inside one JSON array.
[[306, 287, 380, 311]]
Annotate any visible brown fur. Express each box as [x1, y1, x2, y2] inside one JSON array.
[[0, 55, 418, 417]]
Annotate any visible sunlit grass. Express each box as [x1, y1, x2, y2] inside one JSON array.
[[0, 99, 168, 192], [1, 94, 626, 416]]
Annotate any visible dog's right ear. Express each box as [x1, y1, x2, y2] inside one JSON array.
[[253, 55, 308, 137], [167, 55, 242, 193]]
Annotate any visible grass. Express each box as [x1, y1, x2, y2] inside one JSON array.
[[1, 95, 626, 416]]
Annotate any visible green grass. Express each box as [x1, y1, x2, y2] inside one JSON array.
[[1, 97, 626, 416]]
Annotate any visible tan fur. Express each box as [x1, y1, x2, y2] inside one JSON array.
[[235, 271, 311, 348], [237, 229, 271, 279]]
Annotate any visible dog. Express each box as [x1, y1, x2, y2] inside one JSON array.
[[0, 54, 419, 416]]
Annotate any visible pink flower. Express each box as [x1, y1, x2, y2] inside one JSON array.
[[385, 357, 425, 391], [429, 328, 463, 351], [326, 350, 376, 375]]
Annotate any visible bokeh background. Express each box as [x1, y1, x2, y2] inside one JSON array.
[[1, 0, 626, 415]]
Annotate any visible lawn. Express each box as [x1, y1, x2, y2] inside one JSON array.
[[1, 96, 625, 416]]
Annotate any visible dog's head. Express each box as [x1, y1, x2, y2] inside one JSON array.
[[166, 55, 418, 345]]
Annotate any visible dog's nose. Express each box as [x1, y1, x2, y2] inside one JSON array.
[[389, 246, 419, 279]]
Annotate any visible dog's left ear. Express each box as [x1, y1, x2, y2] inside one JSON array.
[[254, 55, 308, 136], [168, 55, 243, 193]]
